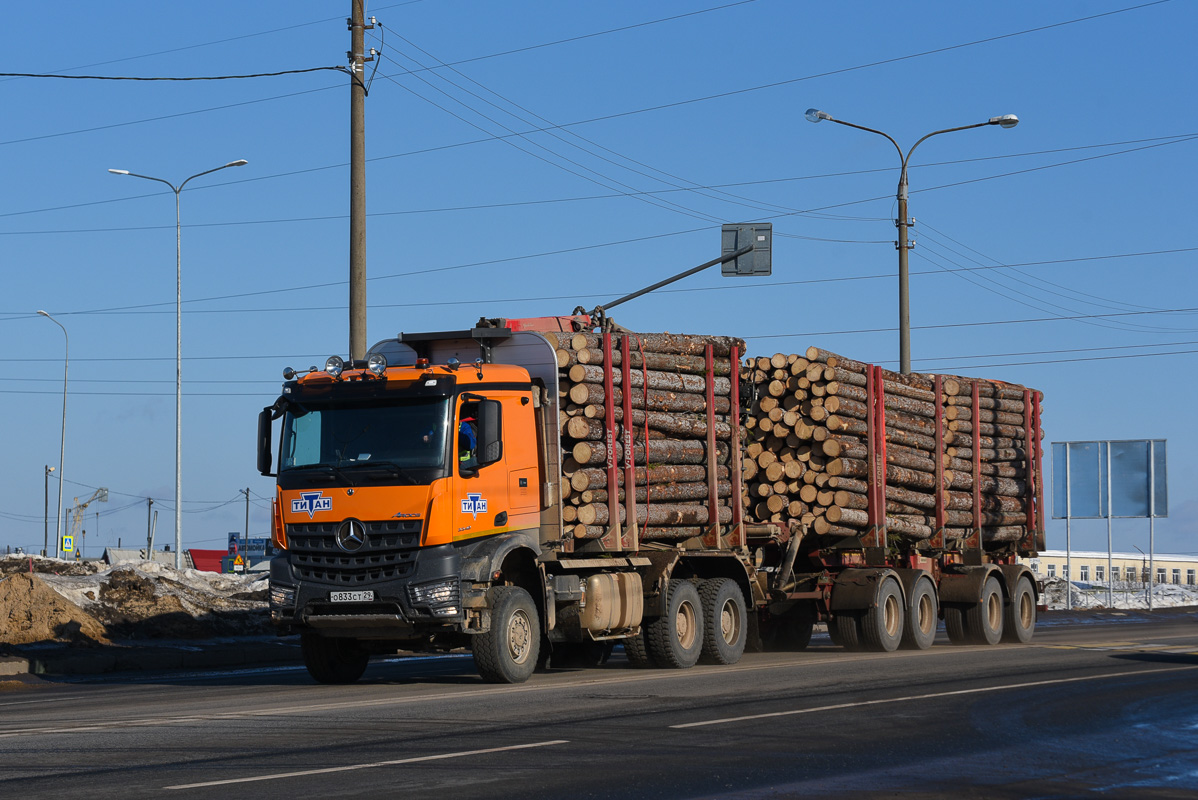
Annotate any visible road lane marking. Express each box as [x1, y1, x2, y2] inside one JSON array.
[[669, 663, 1198, 729], [162, 739, 570, 790]]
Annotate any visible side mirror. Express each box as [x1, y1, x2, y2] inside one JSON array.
[[477, 399, 503, 466], [257, 408, 275, 476]]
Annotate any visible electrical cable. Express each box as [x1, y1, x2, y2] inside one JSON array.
[[0, 66, 347, 81]]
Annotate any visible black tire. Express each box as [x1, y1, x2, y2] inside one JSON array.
[[900, 577, 939, 651], [644, 579, 703, 669], [698, 578, 747, 665], [300, 633, 369, 684], [622, 629, 653, 668], [831, 611, 864, 651], [964, 575, 1005, 645], [1002, 575, 1036, 644], [473, 586, 540, 684], [943, 604, 969, 645], [860, 577, 905, 653], [550, 640, 613, 668], [769, 609, 815, 651]]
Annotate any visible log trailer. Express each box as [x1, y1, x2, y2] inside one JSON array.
[[258, 314, 1044, 684]]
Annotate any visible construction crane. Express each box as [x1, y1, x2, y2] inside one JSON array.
[[66, 488, 107, 558]]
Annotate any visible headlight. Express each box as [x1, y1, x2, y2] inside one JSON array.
[[367, 353, 387, 376], [269, 584, 295, 608], [408, 579, 461, 618], [325, 355, 344, 377]]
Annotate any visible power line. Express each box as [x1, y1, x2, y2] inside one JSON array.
[[0, 66, 346, 82]]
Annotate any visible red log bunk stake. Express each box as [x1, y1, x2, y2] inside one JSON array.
[[729, 345, 745, 549], [873, 365, 888, 549], [702, 344, 721, 549], [600, 331, 622, 550], [932, 374, 946, 548], [1022, 388, 1043, 553], [970, 380, 983, 554], [620, 335, 639, 550]]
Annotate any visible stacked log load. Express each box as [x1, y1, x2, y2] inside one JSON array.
[[549, 332, 745, 544], [742, 346, 1042, 548]]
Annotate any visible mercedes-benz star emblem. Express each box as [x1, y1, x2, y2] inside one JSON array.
[[335, 519, 367, 553]]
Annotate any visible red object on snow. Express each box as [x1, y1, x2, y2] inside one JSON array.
[[187, 549, 227, 573]]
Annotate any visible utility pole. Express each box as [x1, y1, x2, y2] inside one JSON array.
[[44, 465, 55, 557], [146, 498, 154, 559], [348, 2, 373, 362], [243, 487, 251, 574]]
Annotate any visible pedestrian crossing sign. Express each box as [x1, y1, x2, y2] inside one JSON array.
[[62, 535, 74, 552]]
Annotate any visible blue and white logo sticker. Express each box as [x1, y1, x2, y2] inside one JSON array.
[[292, 491, 333, 518], [461, 493, 488, 519]]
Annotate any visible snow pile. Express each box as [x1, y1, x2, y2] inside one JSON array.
[[1041, 577, 1198, 610], [0, 558, 269, 643]]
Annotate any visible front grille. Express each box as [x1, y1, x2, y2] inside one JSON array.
[[287, 520, 422, 585]]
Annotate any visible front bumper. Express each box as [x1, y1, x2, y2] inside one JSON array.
[[269, 521, 467, 638]]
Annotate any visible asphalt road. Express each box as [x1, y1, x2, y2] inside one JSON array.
[[2, 610, 1196, 799]]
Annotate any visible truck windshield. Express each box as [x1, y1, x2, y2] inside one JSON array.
[[280, 397, 450, 476]]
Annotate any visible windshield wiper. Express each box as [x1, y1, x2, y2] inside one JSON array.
[[292, 463, 357, 485], [338, 460, 422, 485]]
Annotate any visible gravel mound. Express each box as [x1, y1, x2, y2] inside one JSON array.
[[0, 573, 108, 646]]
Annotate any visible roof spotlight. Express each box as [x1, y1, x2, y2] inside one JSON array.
[[367, 353, 388, 376], [325, 355, 344, 377], [283, 367, 297, 380]]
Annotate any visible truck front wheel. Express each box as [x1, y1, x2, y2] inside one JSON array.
[[645, 579, 703, 669], [473, 586, 541, 684], [300, 633, 369, 684]]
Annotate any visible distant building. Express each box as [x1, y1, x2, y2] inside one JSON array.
[[102, 547, 192, 568], [1024, 549, 1198, 586]]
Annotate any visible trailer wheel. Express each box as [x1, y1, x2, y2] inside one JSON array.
[[860, 576, 905, 652], [300, 633, 369, 684], [943, 604, 969, 645], [1002, 575, 1036, 644], [963, 575, 1005, 645], [644, 579, 703, 669], [698, 578, 747, 665], [900, 577, 939, 650], [473, 586, 540, 684], [831, 611, 864, 651], [769, 608, 815, 651]]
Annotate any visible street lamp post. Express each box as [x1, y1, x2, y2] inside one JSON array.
[[43, 465, 55, 557], [805, 110, 1018, 374], [108, 159, 248, 568], [37, 310, 68, 558]]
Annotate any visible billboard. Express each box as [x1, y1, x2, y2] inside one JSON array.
[[1051, 439, 1167, 519]]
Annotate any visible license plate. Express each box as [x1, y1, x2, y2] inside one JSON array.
[[329, 590, 375, 603]]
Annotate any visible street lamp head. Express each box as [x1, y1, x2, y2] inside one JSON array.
[[226, 159, 248, 167], [805, 108, 833, 123], [989, 114, 1019, 129], [108, 169, 130, 175], [37, 309, 49, 317]]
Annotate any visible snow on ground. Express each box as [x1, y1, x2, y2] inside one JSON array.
[[1040, 576, 1198, 610]]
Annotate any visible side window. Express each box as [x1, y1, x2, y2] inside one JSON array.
[[457, 401, 480, 474]]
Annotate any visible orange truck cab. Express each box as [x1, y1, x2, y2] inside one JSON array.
[[259, 320, 703, 685]]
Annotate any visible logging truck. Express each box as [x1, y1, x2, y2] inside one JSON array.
[[258, 314, 1044, 684]]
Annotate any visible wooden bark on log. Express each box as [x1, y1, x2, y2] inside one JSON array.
[[572, 438, 728, 467], [568, 364, 731, 396], [576, 502, 732, 526], [567, 332, 745, 357], [569, 383, 731, 413], [566, 412, 731, 441], [572, 346, 734, 376], [585, 480, 732, 504]]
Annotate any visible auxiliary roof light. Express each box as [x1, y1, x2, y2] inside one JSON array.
[[325, 355, 345, 377], [282, 367, 297, 380], [367, 353, 388, 376]]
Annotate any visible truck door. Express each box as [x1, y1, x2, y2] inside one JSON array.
[[453, 396, 511, 542]]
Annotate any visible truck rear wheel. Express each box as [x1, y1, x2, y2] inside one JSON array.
[[645, 579, 703, 669], [698, 578, 747, 665], [900, 576, 938, 650], [860, 576, 904, 652], [300, 633, 369, 684], [473, 586, 540, 684], [1002, 575, 1036, 643]]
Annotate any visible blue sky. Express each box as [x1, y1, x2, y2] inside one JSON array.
[[2, 1, 1194, 558]]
